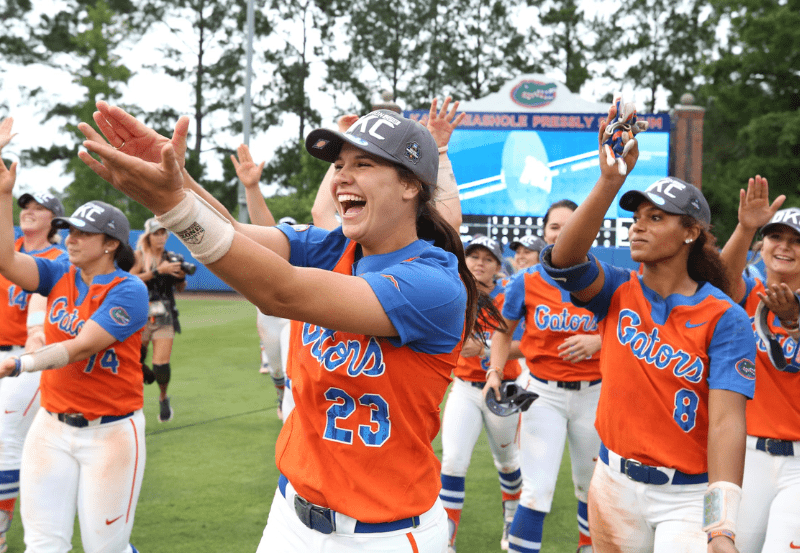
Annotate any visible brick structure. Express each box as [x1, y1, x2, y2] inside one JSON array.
[[670, 93, 706, 188]]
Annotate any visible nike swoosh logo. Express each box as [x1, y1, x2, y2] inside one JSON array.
[[105, 515, 123, 525], [551, 276, 567, 282], [4, 410, 16, 414], [685, 320, 706, 328], [790, 543, 800, 549], [500, 442, 514, 448]]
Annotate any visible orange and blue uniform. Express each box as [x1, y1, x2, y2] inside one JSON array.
[[737, 275, 800, 552], [273, 225, 466, 523], [501, 264, 602, 553]]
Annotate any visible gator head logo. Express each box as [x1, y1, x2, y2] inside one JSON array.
[[510, 80, 558, 108]]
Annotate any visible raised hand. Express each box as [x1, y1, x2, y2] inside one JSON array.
[[337, 114, 359, 132], [231, 144, 265, 189], [738, 175, 785, 232], [0, 156, 17, 196], [757, 282, 800, 326], [597, 100, 639, 185], [79, 101, 189, 166], [427, 96, 465, 149], [0, 117, 18, 152], [78, 139, 186, 216]]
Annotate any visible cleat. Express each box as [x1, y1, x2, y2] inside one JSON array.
[[577, 546, 593, 553], [158, 397, 173, 423]]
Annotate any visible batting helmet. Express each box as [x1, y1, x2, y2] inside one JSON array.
[[485, 381, 539, 417], [754, 297, 800, 373]]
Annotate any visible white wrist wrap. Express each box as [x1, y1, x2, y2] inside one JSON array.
[[702, 481, 741, 534], [156, 190, 235, 265], [26, 311, 45, 328], [19, 342, 70, 373], [436, 155, 459, 201]]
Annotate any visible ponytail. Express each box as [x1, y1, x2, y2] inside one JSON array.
[[398, 165, 478, 342], [115, 243, 136, 272], [682, 216, 731, 296]]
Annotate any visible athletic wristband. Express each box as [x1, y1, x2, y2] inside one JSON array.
[[707, 529, 735, 543], [486, 367, 503, 381], [540, 245, 601, 292], [26, 311, 45, 328], [702, 481, 741, 536], [438, 145, 448, 154], [18, 342, 70, 373], [156, 190, 235, 265], [9, 358, 21, 378]]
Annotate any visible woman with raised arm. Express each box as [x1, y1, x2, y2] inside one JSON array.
[[717, 176, 800, 553], [526, 102, 756, 553], [0, 119, 148, 553], [78, 105, 476, 553], [487, 199, 603, 553]]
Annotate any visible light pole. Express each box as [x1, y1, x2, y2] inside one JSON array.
[[239, 0, 255, 223]]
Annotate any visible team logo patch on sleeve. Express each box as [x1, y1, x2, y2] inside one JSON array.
[[735, 358, 756, 380], [381, 274, 399, 289], [110, 307, 131, 326]]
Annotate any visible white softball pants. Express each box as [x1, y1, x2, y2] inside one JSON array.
[[517, 375, 601, 511], [20, 409, 146, 553]]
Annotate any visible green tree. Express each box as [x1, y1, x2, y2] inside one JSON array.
[[527, 0, 594, 92], [17, 0, 153, 227], [698, 0, 800, 240], [592, 0, 716, 113]]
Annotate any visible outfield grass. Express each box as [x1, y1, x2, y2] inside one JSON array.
[[5, 295, 581, 553]]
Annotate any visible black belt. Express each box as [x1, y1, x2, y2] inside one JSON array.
[[531, 375, 601, 390], [599, 443, 708, 485], [756, 438, 795, 456], [48, 411, 134, 428], [278, 474, 420, 534], [0, 345, 23, 352]]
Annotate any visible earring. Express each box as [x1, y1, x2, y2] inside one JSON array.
[[104, 250, 109, 254], [684, 238, 693, 244]]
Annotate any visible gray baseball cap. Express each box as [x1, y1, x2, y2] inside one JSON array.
[[18, 192, 64, 218], [761, 207, 800, 236], [465, 234, 504, 264], [510, 234, 546, 253], [619, 177, 711, 226], [52, 201, 130, 244], [143, 217, 165, 236], [305, 110, 439, 187]]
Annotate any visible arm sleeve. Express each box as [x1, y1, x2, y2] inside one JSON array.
[[33, 256, 71, 295], [361, 257, 466, 355], [90, 277, 149, 342], [501, 273, 526, 322], [280, 224, 349, 271], [707, 305, 757, 398]]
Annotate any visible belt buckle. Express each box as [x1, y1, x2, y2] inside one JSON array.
[[562, 381, 581, 391], [763, 438, 791, 455], [623, 458, 643, 481], [62, 413, 86, 426], [294, 495, 335, 534]]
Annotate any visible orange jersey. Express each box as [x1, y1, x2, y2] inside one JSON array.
[[503, 266, 601, 381], [565, 260, 756, 474], [454, 280, 521, 382], [742, 276, 800, 441], [0, 238, 65, 347], [275, 226, 466, 522], [34, 257, 148, 420]]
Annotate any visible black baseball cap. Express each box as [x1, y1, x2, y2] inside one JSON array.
[[510, 234, 546, 253], [305, 110, 439, 187], [52, 201, 130, 244], [619, 177, 711, 226], [465, 234, 504, 264], [18, 192, 64, 218], [761, 208, 800, 237]]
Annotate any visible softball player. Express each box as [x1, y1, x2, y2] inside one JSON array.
[[488, 200, 602, 553], [509, 234, 546, 272], [440, 234, 524, 552], [535, 104, 755, 553], [0, 147, 147, 553], [131, 217, 186, 422], [0, 190, 65, 550], [79, 104, 477, 552], [718, 178, 800, 553]]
